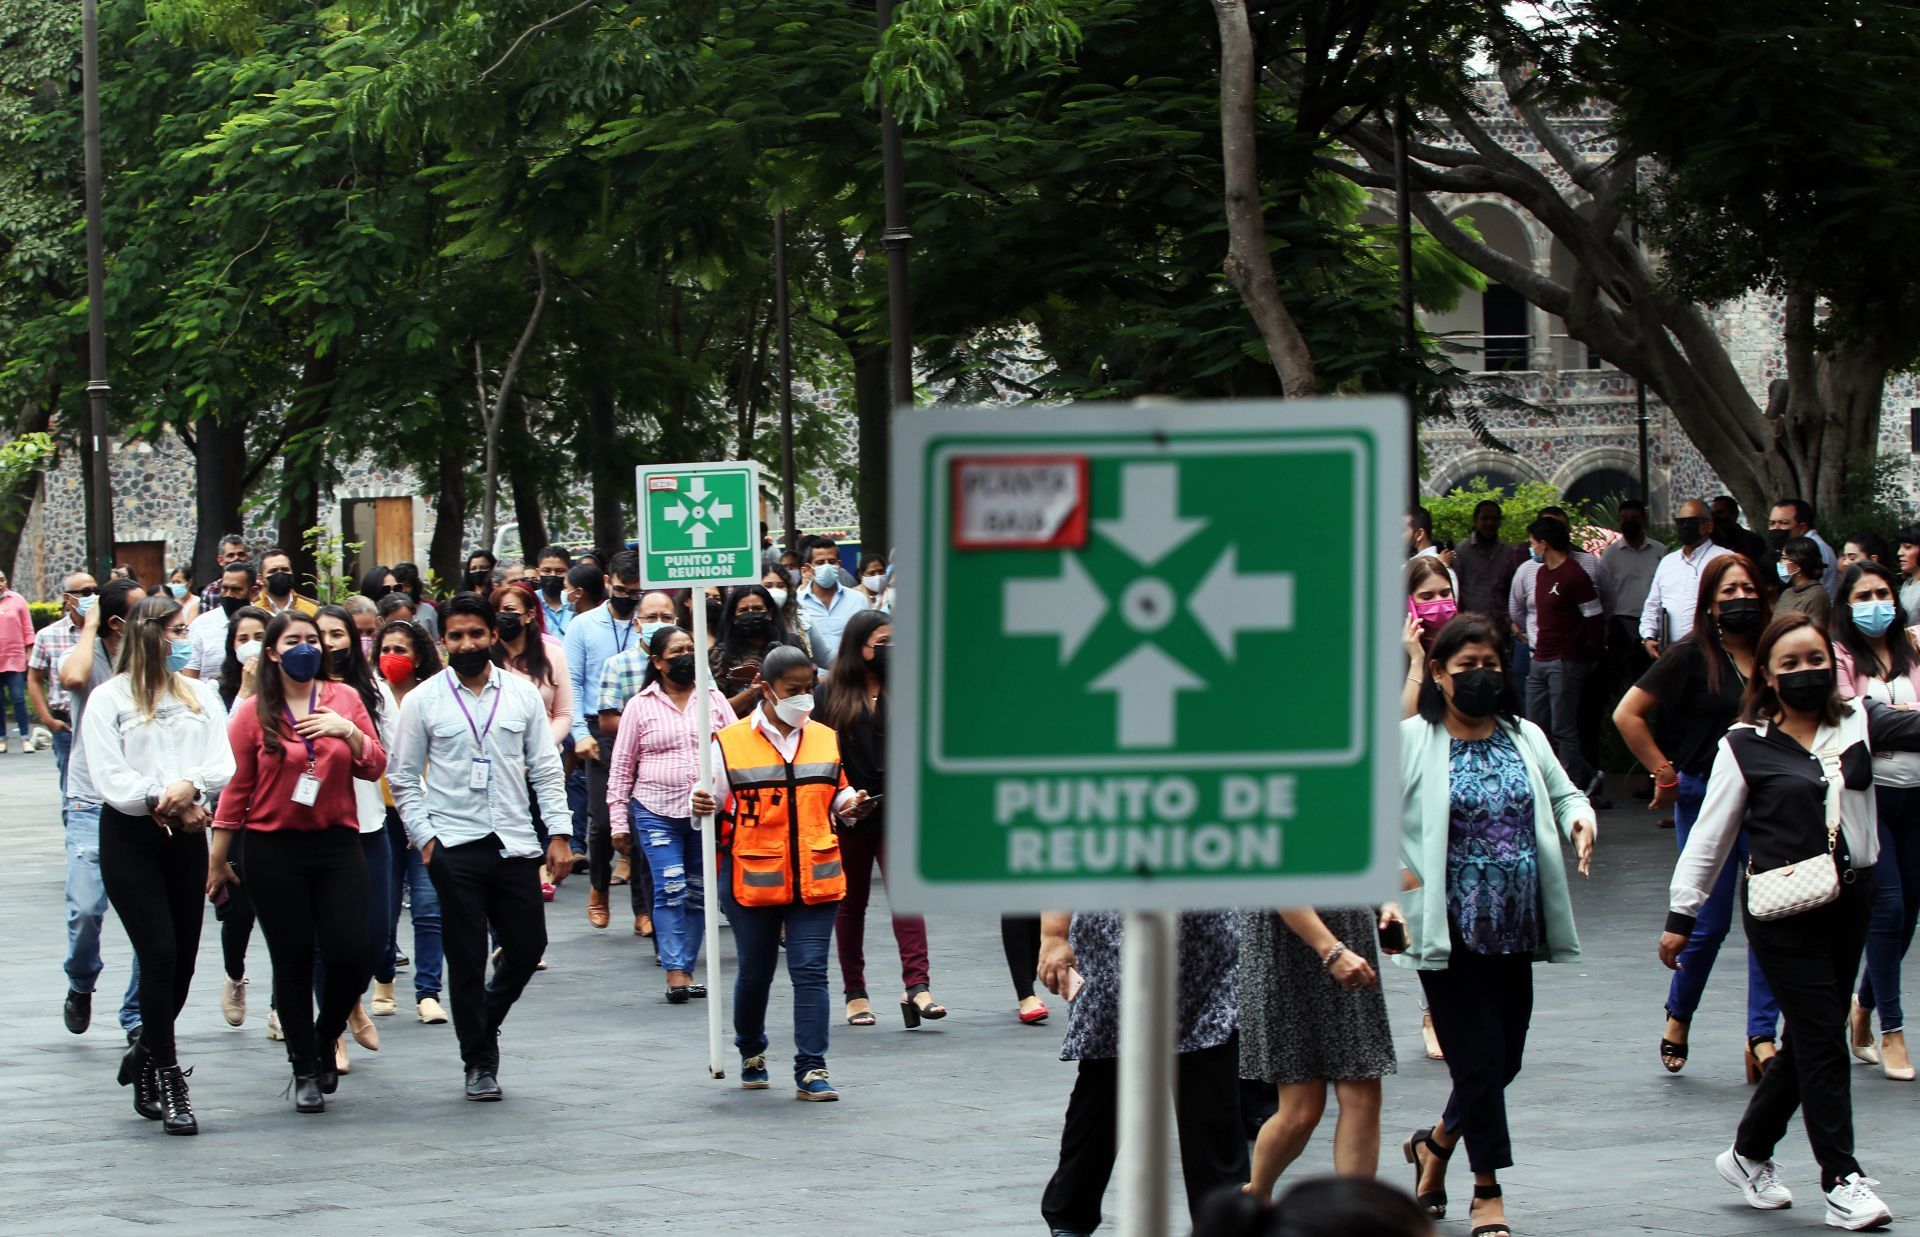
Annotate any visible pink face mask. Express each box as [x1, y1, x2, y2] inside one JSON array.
[[1409, 595, 1458, 631]]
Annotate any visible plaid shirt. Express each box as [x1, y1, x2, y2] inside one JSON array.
[[26, 616, 75, 712], [595, 646, 651, 718]]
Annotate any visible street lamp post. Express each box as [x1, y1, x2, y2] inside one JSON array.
[[875, 0, 913, 412], [81, 0, 115, 576], [775, 209, 797, 551]]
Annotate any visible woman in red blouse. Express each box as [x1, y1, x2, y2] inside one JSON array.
[[207, 610, 386, 1114]]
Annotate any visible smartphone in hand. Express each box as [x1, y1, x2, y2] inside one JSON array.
[[1063, 966, 1085, 1003]]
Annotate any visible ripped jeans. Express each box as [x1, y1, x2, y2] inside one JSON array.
[[631, 804, 705, 974]]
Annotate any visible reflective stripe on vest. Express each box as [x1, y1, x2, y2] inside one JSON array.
[[716, 719, 849, 907]]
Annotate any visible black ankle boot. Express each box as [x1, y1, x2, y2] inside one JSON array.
[[291, 1065, 325, 1114], [156, 1064, 197, 1135], [116, 1033, 162, 1120]]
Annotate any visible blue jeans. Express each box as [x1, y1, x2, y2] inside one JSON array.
[[62, 799, 142, 1029], [1666, 774, 1780, 1038], [52, 726, 71, 795], [565, 739, 588, 855], [720, 858, 838, 1081], [1859, 784, 1920, 1031], [1509, 641, 1532, 719], [383, 811, 444, 1000], [0, 670, 29, 738], [633, 805, 704, 974]]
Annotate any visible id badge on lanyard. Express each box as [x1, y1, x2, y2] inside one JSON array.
[[447, 675, 504, 795], [469, 758, 491, 791], [285, 687, 322, 806]]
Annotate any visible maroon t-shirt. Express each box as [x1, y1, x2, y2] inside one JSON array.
[[1533, 557, 1605, 661]]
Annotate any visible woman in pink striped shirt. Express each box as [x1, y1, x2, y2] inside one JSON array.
[[608, 625, 735, 1002]]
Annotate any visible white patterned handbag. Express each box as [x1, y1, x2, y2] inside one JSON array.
[[1746, 748, 1843, 921]]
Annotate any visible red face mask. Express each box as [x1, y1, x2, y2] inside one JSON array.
[[378, 653, 416, 686]]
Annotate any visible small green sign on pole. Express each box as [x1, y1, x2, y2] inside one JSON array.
[[888, 400, 1408, 912], [634, 461, 763, 590]]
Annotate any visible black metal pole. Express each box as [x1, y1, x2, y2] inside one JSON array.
[[1394, 97, 1418, 504], [774, 209, 797, 551], [1631, 160, 1649, 502], [82, 0, 115, 577], [876, 0, 913, 411]]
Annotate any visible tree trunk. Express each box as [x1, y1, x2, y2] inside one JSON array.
[[429, 433, 469, 590], [1209, 0, 1316, 397], [193, 413, 250, 580], [274, 348, 340, 586], [585, 379, 625, 554], [0, 395, 57, 580], [852, 338, 891, 552], [506, 396, 550, 561], [481, 251, 551, 553]]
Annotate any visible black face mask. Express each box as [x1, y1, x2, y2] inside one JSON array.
[[607, 594, 638, 619], [495, 611, 523, 643], [732, 610, 772, 639], [218, 595, 245, 617], [705, 597, 725, 629], [1716, 597, 1764, 635], [327, 647, 354, 675], [539, 576, 564, 599], [1775, 667, 1834, 713], [665, 653, 698, 686], [448, 647, 491, 677], [1767, 528, 1790, 553], [1447, 667, 1505, 719], [465, 570, 490, 590], [869, 644, 890, 680], [266, 571, 294, 597], [1674, 517, 1704, 547], [1621, 518, 1646, 541]]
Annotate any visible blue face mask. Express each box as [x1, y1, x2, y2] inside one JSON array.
[[1528, 547, 1544, 564], [1854, 599, 1899, 638], [76, 595, 96, 617], [168, 583, 188, 600], [279, 641, 323, 683], [166, 638, 193, 673], [812, 566, 840, 592], [640, 621, 672, 647], [1777, 561, 1793, 584]]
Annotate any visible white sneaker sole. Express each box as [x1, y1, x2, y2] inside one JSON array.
[[1717, 1149, 1792, 1210], [1825, 1202, 1892, 1230]]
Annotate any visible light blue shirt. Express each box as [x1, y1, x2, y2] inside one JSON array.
[[540, 596, 574, 637], [797, 584, 858, 669], [562, 603, 640, 743]]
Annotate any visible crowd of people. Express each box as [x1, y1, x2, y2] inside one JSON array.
[[28, 489, 1920, 1235]]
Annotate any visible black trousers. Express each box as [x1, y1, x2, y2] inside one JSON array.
[[245, 828, 369, 1071], [99, 807, 207, 1067], [219, 829, 257, 982], [1419, 947, 1534, 1174], [1738, 874, 1873, 1189], [426, 835, 547, 1070], [585, 749, 652, 914], [1001, 915, 1042, 1001], [1041, 1038, 1249, 1233]]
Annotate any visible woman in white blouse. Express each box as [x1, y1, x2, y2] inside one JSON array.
[[82, 595, 234, 1135]]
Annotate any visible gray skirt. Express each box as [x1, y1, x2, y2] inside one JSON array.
[[1237, 907, 1397, 1085]]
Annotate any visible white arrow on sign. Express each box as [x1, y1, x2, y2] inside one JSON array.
[[663, 501, 689, 524], [1088, 643, 1203, 748], [1004, 555, 1108, 663], [1093, 463, 1204, 568], [688, 524, 710, 548], [1189, 545, 1294, 659]]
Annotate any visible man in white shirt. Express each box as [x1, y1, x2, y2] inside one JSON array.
[[1638, 499, 1731, 655], [388, 593, 571, 1102], [1768, 498, 1837, 596], [183, 562, 256, 679]]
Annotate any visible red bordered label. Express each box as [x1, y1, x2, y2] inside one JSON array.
[[951, 456, 1088, 550]]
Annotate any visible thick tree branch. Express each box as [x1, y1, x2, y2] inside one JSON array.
[[1498, 68, 1601, 194]]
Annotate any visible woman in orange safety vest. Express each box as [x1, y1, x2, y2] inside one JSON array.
[[691, 644, 875, 1101]]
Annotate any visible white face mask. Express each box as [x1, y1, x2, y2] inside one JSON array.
[[861, 575, 885, 593], [235, 640, 263, 664], [767, 587, 789, 609], [770, 691, 814, 728]]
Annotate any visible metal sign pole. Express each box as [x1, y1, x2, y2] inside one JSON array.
[[693, 592, 725, 1079], [1117, 909, 1177, 1237]]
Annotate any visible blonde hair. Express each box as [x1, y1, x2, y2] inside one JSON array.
[[118, 596, 203, 719]]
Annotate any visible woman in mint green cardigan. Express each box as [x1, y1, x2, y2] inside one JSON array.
[[1397, 614, 1596, 1237]]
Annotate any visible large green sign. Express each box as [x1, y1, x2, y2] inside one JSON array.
[[634, 461, 762, 590], [888, 401, 1407, 912]]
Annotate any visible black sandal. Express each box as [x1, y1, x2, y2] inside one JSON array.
[[1401, 1126, 1453, 1218], [1661, 1010, 1690, 1074], [665, 985, 691, 1005], [1469, 1183, 1510, 1237]]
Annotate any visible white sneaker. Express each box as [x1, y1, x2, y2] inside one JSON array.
[[1717, 1145, 1793, 1209], [1825, 1174, 1892, 1230], [221, 976, 247, 1026]]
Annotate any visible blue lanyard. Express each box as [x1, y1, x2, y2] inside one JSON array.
[[281, 686, 320, 767], [446, 673, 504, 749]]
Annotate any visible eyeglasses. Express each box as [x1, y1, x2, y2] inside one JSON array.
[[164, 624, 190, 638], [65, 588, 98, 598]]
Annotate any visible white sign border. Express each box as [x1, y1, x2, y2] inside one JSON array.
[[634, 460, 764, 591], [888, 398, 1409, 914]]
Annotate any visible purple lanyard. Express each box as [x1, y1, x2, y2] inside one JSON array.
[[446, 673, 504, 749], [281, 686, 320, 769]]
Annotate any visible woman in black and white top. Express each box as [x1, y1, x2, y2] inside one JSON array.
[[1660, 612, 1920, 1230], [82, 595, 235, 1135]]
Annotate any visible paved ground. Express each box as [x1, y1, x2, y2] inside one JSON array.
[[2, 743, 1917, 1235]]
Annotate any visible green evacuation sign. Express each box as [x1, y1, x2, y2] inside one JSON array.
[[635, 461, 762, 590], [887, 400, 1408, 913]]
